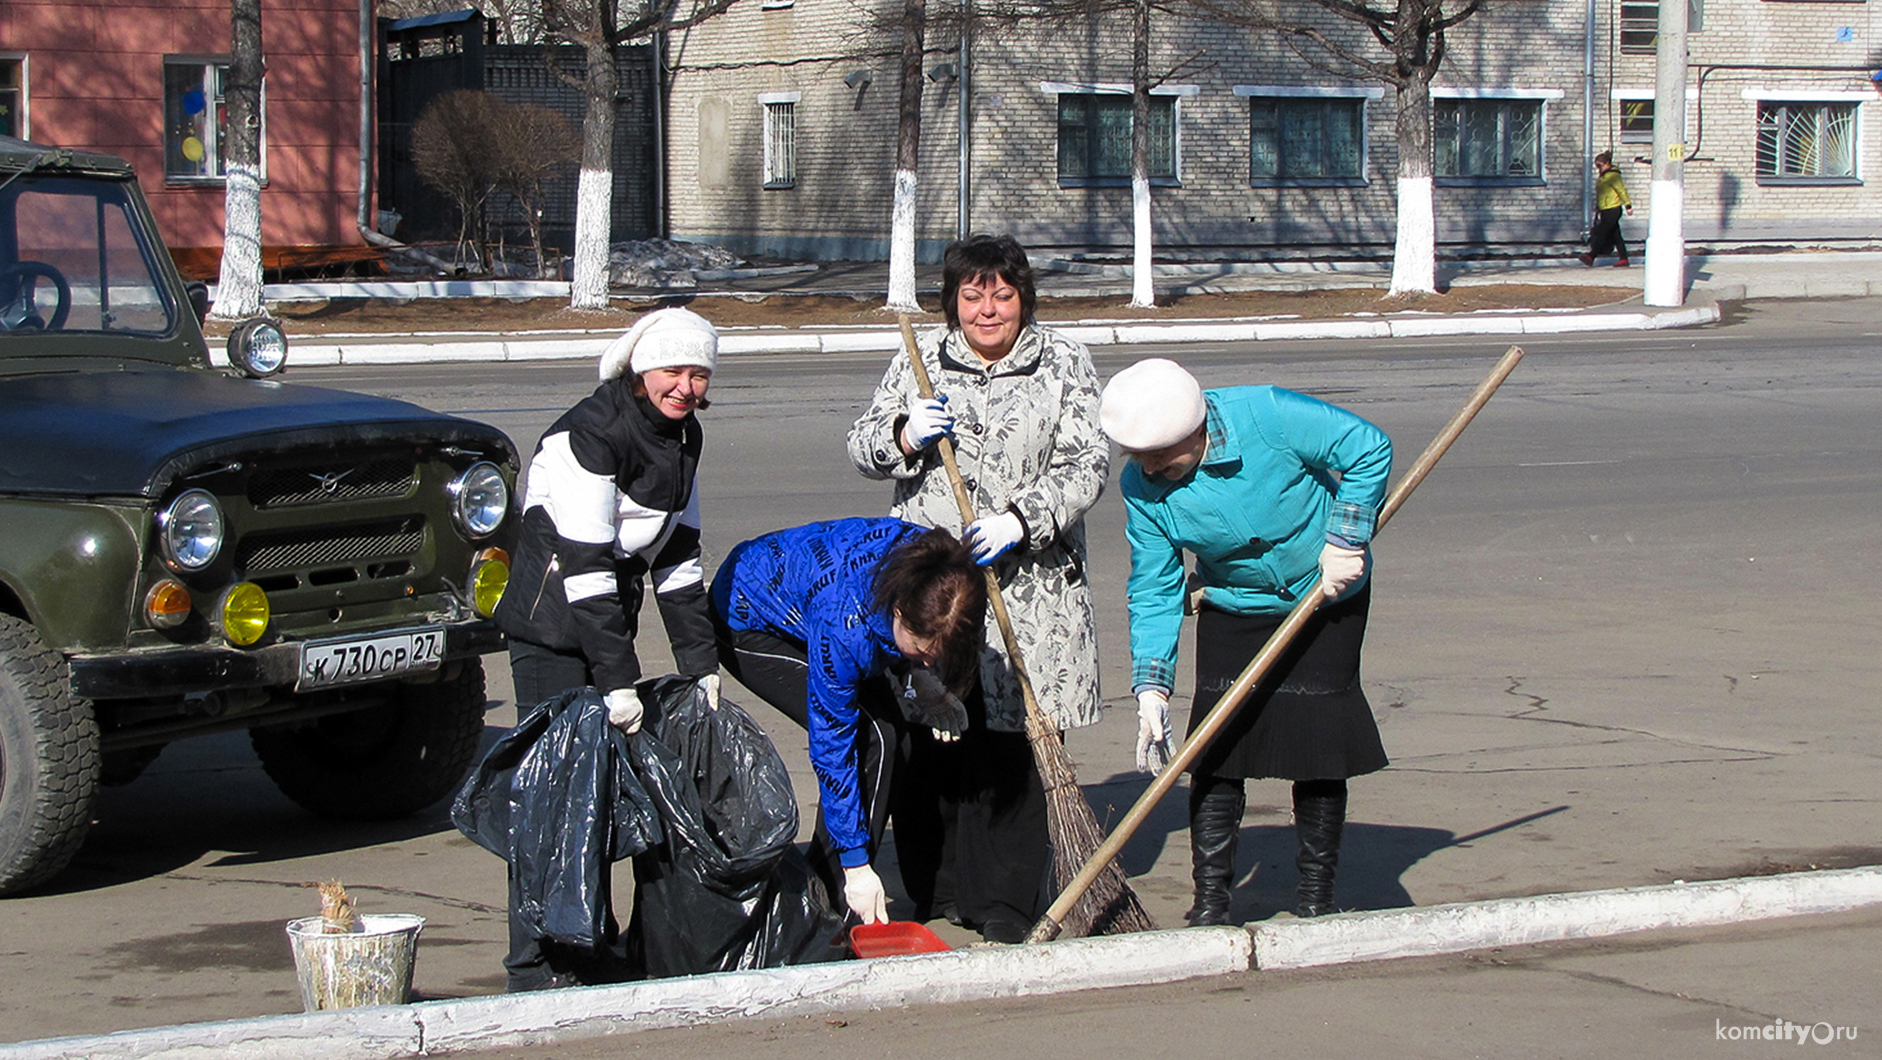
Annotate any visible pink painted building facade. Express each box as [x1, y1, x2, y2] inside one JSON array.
[[1, 0, 369, 275]]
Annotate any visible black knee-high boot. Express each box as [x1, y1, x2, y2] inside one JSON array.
[[1186, 777, 1245, 926], [1293, 779, 1347, 918]]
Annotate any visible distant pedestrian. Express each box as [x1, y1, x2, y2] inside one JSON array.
[[1580, 151, 1633, 267]]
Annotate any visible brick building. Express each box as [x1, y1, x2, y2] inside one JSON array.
[[660, 0, 1882, 262]]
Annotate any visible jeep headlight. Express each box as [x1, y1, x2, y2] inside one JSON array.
[[449, 462, 509, 539], [158, 489, 225, 571], [228, 318, 288, 378]]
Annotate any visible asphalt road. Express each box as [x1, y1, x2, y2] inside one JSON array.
[[1, 297, 1876, 1046]]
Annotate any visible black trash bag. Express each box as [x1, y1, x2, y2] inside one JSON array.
[[625, 675, 850, 978], [452, 687, 662, 954]]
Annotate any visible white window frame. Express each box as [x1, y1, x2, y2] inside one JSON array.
[[1234, 84, 1382, 187], [1741, 89, 1865, 185], [758, 91, 800, 190], [1431, 87, 1562, 185], [163, 55, 267, 184], [1040, 81, 1197, 188], [0, 54, 27, 140]]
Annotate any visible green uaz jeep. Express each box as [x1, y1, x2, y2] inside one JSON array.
[[0, 136, 519, 894]]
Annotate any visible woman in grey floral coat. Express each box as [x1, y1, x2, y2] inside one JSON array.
[[846, 234, 1107, 943]]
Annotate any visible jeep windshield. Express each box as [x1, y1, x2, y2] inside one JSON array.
[[1, 174, 175, 335]]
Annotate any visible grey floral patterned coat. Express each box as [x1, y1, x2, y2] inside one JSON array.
[[846, 323, 1108, 733]]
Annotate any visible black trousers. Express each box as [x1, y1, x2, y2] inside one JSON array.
[[503, 639, 610, 990], [891, 690, 1050, 935], [1589, 205, 1628, 260], [714, 624, 904, 915]]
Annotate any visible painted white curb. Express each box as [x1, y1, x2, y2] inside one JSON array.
[[0, 929, 1250, 1060], [282, 302, 1718, 367], [1251, 865, 1882, 971]]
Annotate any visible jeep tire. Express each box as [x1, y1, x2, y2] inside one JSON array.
[[0, 615, 102, 896], [250, 658, 488, 820]]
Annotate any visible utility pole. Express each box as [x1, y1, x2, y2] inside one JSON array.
[[1644, 0, 1688, 306]]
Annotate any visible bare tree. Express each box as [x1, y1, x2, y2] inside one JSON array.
[[1203, 0, 1494, 296], [491, 102, 581, 278], [412, 90, 504, 271], [540, 0, 746, 311], [209, 0, 265, 321]]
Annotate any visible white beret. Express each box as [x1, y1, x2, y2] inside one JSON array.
[[1099, 358, 1206, 451], [599, 307, 719, 381]]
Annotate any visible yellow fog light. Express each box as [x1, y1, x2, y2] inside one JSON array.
[[470, 547, 510, 617], [144, 579, 194, 629], [215, 582, 271, 647]]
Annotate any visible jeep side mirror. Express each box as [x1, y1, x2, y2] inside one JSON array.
[[185, 282, 210, 323]]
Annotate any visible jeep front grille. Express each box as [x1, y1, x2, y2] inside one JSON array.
[[247, 457, 418, 508], [237, 517, 427, 575]]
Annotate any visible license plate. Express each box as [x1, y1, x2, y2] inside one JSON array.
[[297, 628, 445, 691]]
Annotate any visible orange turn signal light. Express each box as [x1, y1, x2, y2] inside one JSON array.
[[144, 579, 194, 629]]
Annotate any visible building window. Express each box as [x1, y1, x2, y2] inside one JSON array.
[[1056, 93, 1176, 186], [1620, 3, 1659, 53], [1248, 97, 1365, 184], [1620, 98, 1655, 143], [1435, 97, 1543, 182], [761, 99, 796, 189], [1756, 100, 1858, 183], [0, 56, 25, 139], [163, 57, 264, 182]]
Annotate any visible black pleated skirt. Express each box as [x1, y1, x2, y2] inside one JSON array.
[[1186, 584, 1388, 781]]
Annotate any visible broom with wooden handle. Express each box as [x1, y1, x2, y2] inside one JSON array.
[[1027, 344, 1526, 943], [896, 316, 1155, 938]]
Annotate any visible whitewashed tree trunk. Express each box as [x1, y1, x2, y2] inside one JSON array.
[[569, 37, 617, 311], [888, 169, 920, 309], [1126, 0, 1155, 309], [886, 0, 927, 312], [1387, 75, 1437, 296], [210, 0, 265, 321]]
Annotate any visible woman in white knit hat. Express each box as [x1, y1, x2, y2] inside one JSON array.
[[493, 305, 722, 990], [1098, 358, 1393, 926]]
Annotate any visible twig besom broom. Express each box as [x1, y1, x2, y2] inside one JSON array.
[[1027, 344, 1527, 943], [896, 316, 1154, 939]]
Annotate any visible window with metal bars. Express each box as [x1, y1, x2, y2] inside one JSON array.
[[1756, 101, 1859, 184], [1056, 93, 1176, 186], [1248, 96, 1365, 185], [763, 101, 795, 189], [1434, 98, 1543, 183]]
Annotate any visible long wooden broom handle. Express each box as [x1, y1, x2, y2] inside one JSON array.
[[897, 317, 1055, 743], [1033, 344, 1526, 936]]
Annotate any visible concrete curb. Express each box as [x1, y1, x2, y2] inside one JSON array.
[[1251, 865, 1882, 970], [281, 301, 1722, 368], [7, 866, 1878, 1060]]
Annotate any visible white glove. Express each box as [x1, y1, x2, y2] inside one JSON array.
[[604, 687, 644, 734], [932, 726, 961, 744], [1135, 689, 1172, 775], [966, 511, 1025, 565], [1318, 541, 1368, 600], [899, 396, 954, 453], [698, 673, 720, 711], [843, 863, 889, 924]]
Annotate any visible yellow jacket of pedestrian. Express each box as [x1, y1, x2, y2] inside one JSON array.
[[1596, 168, 1632, 211]]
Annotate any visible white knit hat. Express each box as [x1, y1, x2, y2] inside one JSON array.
[[1099, 358, 1207, 451], [598, 307, 719, 381]]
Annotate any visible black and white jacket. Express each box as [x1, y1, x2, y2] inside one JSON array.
[[496, 378, 717, 693]]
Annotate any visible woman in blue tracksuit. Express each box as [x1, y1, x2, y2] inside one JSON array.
[[1099, 358, 1393, 925], [709, 518, 985, 925]]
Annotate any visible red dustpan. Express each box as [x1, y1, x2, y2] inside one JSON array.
[[849, 921, 952, 958]]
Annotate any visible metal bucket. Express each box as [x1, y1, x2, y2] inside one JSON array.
[[285, 913, 425, 1011]]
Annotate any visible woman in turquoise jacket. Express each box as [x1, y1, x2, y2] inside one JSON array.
[[1099, 358, 1392, 925]]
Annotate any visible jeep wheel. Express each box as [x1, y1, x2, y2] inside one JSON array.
[[0, 615, 101, 896], [251, 658, 488, 820]]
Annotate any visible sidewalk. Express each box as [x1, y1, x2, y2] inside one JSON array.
[[243, 248, 1882, 369], [6, 867, 1878, 1059]]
